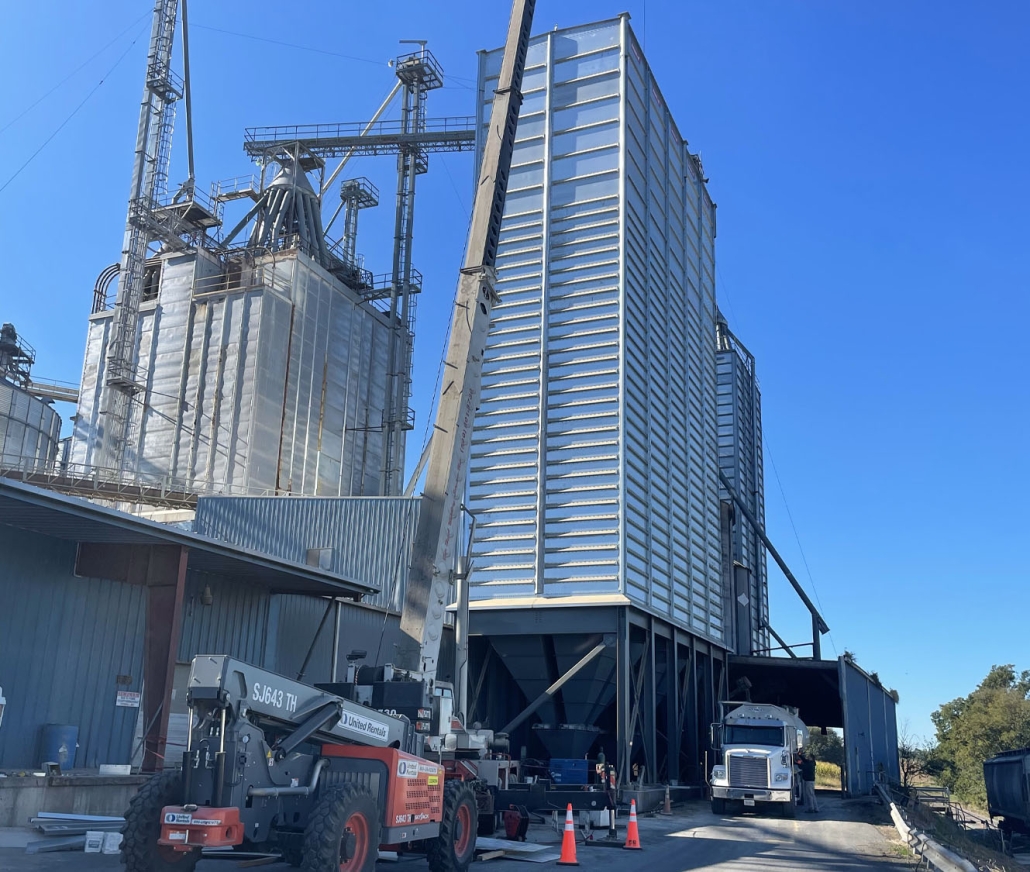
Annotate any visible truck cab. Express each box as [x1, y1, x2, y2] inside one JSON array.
[[709, 703, 808, 817]]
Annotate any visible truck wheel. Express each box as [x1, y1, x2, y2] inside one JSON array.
[[427, 781, 478, 872], [302, 784, 380, 872], [711, 797, 727, 815], [121, 771, 200, 872], [781, 795, 797, 819]]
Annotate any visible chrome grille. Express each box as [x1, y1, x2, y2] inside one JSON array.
[[728, 754, 769, 788]]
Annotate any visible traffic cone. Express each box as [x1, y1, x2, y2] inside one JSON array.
[[556, 804, 580, 866], [660, 784, 672, 815], [623, 799, 642, 850]]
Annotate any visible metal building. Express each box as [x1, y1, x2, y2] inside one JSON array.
[[193, 495, 422, 613], [464, 15, 737, 785], [0, 478, 391, 772], [71, 239, 406, 498], [716, 313, 770, 655], [66, 0, 452, 501]]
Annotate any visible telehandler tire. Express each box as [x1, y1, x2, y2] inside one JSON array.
[[121, 770, 200, 872], [427, 780, 478, 872], [302, 783, 380, 872]]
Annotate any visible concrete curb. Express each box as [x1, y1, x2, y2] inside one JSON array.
[[876, 785, 978, 872]]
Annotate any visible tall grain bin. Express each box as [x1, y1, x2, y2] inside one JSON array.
[[465, 16, 742, 785]]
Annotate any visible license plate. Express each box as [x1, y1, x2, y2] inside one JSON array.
[[743, 799, 755, 807]]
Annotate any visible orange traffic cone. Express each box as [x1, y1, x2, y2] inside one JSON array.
[[556, 804, 580, 866], [623, 799, 642, 850], [660, 784, 672, 815]]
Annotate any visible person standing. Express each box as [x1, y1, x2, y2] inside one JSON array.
[[801, 750, 819, 813]]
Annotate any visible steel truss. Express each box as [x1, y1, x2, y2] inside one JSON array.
[[467, 606, 727, 789]]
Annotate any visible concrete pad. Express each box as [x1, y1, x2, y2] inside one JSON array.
[[0, 827, 33, 849]]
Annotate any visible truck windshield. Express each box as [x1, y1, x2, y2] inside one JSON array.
[[725, 725, 784, 746]]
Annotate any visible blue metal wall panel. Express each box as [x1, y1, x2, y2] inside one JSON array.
[[841, 659, 900, 795], [178, 572, 270, 666], [273, 594, 336, 683], [273, 596, 410, 682], [0, 525, 145, 769], [194, 496, 421, 611]]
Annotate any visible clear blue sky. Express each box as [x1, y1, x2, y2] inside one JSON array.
[[2, 1, 1027, 744]]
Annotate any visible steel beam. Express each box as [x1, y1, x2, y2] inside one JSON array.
[[718, 470, 830, 639], [499, 639, 609, 735], [244, 123, 476, 160], [76, 543, 189, 772]]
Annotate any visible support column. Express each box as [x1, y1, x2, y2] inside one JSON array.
[[666, 637, 680, 784], [643, 621, 656, 784], [616, 608, 630, 785], [142, 546, 188, 772], [76, 543, 189, 772]]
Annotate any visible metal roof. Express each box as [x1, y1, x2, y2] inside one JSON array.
[[0, 478, 379, 599]]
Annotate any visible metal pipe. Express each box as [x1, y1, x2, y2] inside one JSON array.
[[331, 600, 341, 682], [180, 0, 195, 186], [718, 470, 829, 636], [181, 751, 192, 801], [501, 640, 609, 735], [248, 758, 327, 798], [297, 599, 335, 682], [454, 568, 469, 721], [213, 752, 225, 807], [403, 434, 433, 497], [321, 81, 402, 199], [760, 622, 799, 660]]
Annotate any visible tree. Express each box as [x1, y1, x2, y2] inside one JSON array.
[[807, 728, 844, 767], [931, 664, 1030, 806], [897, 720, 932, 789]]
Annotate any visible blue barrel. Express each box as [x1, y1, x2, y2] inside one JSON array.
[[40, 724, 78, 769]]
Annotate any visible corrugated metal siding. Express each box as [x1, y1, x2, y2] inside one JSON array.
[[70, 248, 406, 496], [0, 380, 62, 470], [716, 326, 769, 654], [842, 659, 900, 796], [0, 525, 145, 769], [194, 496, 421, 611], [469, 17, 725, 644], [273, 594, 337, 682], [178, 571, 270, 666], [272, 597, 409, 681]]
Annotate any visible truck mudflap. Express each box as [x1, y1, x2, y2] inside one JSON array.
[[711, 787, 793, 803], [158, 806, 244, 851]]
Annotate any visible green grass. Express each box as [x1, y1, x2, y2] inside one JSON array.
[[815, 760, 841, 789]]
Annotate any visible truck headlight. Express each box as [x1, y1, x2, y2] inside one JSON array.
[[774, 772, 789, 782], [711, 767, 726, 781]]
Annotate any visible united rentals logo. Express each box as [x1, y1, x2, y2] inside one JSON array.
[[342, 711, 390, 741]]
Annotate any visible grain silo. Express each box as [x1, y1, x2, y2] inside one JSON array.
[[464, 15, 759, 786]]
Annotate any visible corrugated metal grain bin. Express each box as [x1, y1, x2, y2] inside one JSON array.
[[194, 495, 421, 611], [0, 379, 61, 470], [468, 16, 724, 643]]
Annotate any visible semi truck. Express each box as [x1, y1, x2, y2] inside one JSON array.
[[119, 1, 536, 870], [709, 702, 809, 818], [984, 747, 1030, 836]]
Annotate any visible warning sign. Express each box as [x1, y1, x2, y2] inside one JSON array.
[[116, 691, 141, 708]]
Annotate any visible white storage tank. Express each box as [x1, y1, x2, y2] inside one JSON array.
[[0, 324, 62, 472]]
